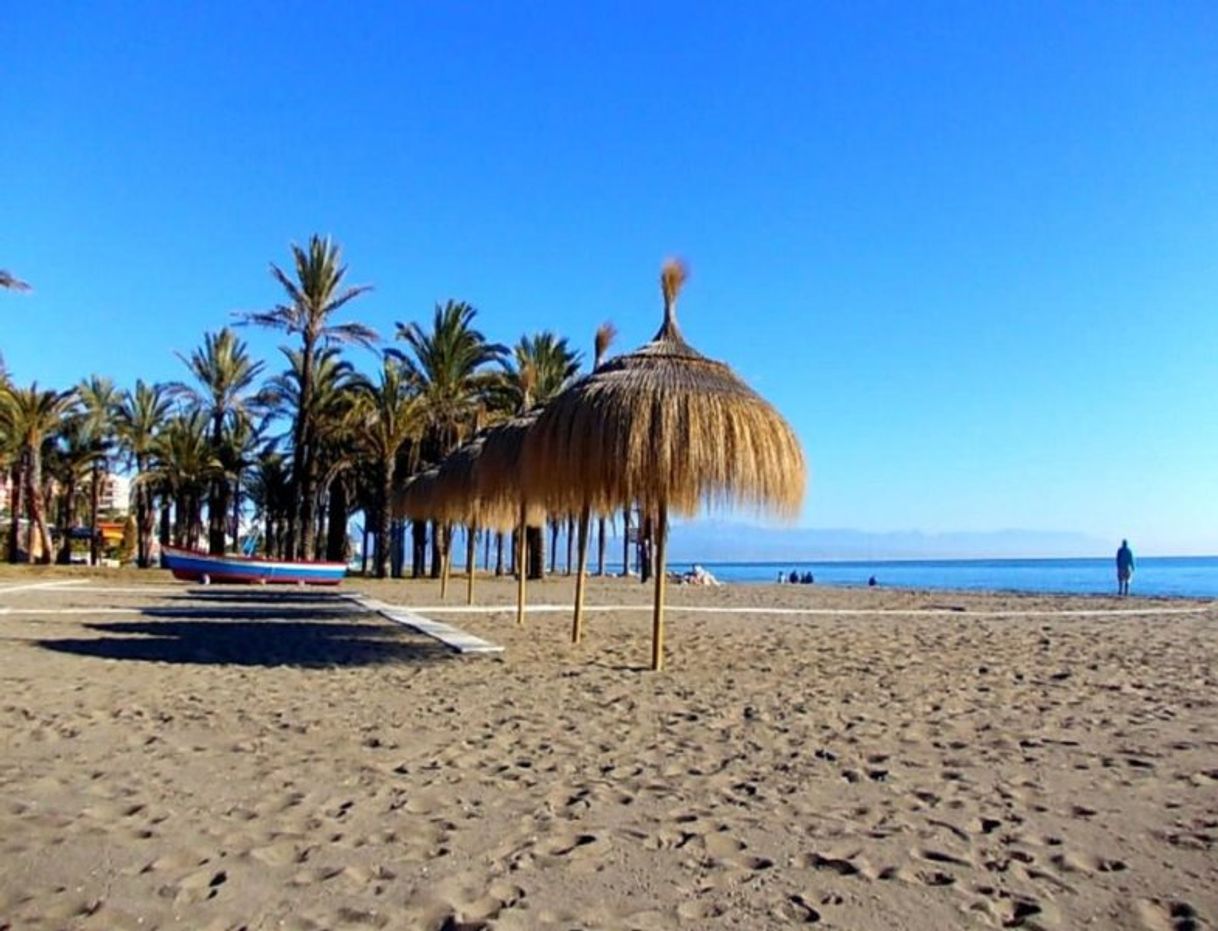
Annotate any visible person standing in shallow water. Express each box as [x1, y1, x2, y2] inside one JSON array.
[[1116, 539, 1135, 596]]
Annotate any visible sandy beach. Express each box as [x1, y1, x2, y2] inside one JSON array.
[[1, 569, 1215, 930]]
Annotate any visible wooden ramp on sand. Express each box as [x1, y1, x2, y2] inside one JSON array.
[[346, 594, 504, 655]]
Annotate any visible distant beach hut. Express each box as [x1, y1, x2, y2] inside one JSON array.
[[522, 260, 805, 670]]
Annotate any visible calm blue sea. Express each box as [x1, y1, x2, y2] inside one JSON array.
[[676, 557, 1218, 598]]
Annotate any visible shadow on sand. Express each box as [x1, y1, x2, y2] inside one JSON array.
[[167, 588, 356, 605], [139, 605, 362, 621], [36, 613, 453, 668]]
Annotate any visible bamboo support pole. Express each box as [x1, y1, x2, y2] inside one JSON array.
[[571, 505, 591, 644], [650, 502, 668, 671], [516, 501, 527, 626]]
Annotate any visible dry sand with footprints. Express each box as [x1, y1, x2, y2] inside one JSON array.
[[1, 568, 1216, 930]]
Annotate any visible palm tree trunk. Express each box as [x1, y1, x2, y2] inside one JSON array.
[[430, 520, 442, 579], [527, 525, 544, 580], [439, 524, 452, 599], [27, 445, 53, 564], [411, 520, 427, 578], [135, 456, 150, 567], [483, 529, 490, 571], [7, 460, 24, 563], [232, 474, 242, 552], [360, 523, 369, 574], [465, 523, 477, 605], [566, 515, 574, 575], [286, 335, 316, 560], [89, 460, 101, 565], [57, 476, 77, 564], [173, 492, 187, 547], [391, 520, 404, 578], [621, 507, 631, 577], [374, 462, 393, 578], [597, 515, 607, 576], [326, 477, 348, 562], [495, 532, 504, 576], [159, 497, 171, 548], [640, 515, 653, 583]]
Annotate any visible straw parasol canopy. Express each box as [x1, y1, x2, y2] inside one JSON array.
[[522, 259, 806, 668], [431, 430, 542, 604], [470, 409, 550, 625], [395, 465, 443, 522]]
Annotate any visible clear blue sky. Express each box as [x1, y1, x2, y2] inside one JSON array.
[[4, 2, 1217, 553]]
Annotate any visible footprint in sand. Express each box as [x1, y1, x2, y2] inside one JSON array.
[[797, 851, 862, 876], [1137, 898, 1205, 931], [537, 831, 599, 858], [772, 894, 821, 923], [164, 866, 228, 905]]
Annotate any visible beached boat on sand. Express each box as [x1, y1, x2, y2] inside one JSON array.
[[160, 547, 346, 585]]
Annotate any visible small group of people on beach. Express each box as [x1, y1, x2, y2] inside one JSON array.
[[674, 564, 721, 586], [779, 570, 815, 585]]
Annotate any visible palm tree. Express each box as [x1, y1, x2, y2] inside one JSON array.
[[76, 376, 119, 565], [49, 413, 98, 564], [114, 381, 174, 567], [247, 444, 292, 558], [221, 411, 263, 554], [391, 300, 505, 576], [496, 331, 581, 579], [353, 360, 422, 578], [142, 410, 221, 549], [497, 331, 581, 413], [240, 235, 376, 559], [393, 300, 505, 450], [173, 328, 265, 554], [0, 383, 76, 563], [263, 345, 360, 558], [0, 271, 31, 292]]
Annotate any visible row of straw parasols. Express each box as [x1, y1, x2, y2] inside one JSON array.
[[396, 259, 806, 670]]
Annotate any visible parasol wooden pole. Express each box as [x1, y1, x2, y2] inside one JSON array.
[[466, 521, 477, 605], [516, 500, 527, 626], [650, 501, 668, 671], [571, 504, 591, 643]]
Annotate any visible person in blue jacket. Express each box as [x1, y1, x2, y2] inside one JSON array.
[[1116, 539, 1135, 596]]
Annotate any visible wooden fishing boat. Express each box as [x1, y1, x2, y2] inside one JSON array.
[[161, 547, 347, 585]]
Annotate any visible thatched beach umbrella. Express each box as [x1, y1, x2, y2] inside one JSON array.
[[568, 323, 617, 645], [432, 432, 523, 604], [394, 466, 452, 594], [522, 260, 805, 670], [473, 409, 547, 626]]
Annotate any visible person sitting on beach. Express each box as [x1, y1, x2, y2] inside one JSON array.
[[1116, 539, 1135, 596], [678, 564, 720, 586], [788, 570, 800, 584], [867, 575, 877, 587], [801, 571, 813, 584], [777, 571, 785, 584]]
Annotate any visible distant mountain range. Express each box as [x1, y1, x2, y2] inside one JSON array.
[[664, 520, 1109, 562]]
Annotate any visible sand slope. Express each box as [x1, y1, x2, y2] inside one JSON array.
[[0, 572, 1215, 929]]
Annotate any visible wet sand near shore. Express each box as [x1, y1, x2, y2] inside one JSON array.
[[1, 568, 1215, 929]]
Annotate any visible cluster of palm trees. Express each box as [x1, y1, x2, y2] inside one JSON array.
[[0, 239, 596, 577]]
